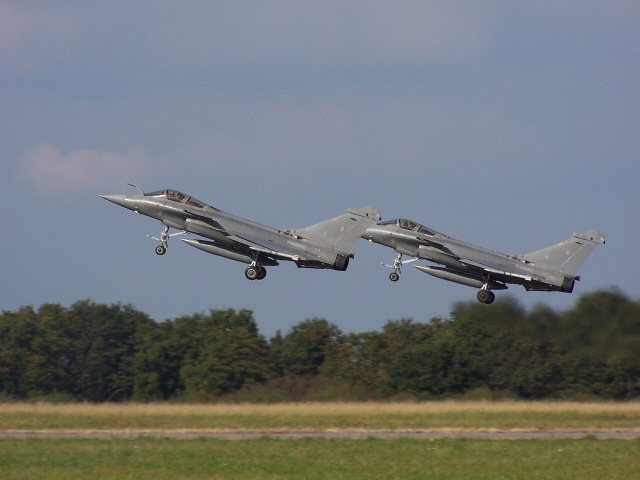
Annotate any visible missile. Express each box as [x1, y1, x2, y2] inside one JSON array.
[[181, 238, 279, 266], [414, 265, 507, 290]]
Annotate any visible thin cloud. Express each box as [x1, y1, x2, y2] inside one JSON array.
[[17, 143, 149, 195], [0, 3, 82, 74], [1, 2, 492, 80], [138, 2, 493, 72]]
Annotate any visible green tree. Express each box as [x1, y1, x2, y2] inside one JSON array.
[[320, 331, 389, 397], [132, 320, 184, 400], [0, 307, 38, 398], [2, 289, 639, 402], [178, 309, 272, 399], [64, 300, 154, 401], [278, 318, 342, 376], [28, 303, 75, 398]]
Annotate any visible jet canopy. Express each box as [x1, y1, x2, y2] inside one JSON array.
[[144, 189, 207, 209], [380, 218, 436, 236]]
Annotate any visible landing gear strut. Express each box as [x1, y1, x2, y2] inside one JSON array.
[[382, 254, 418, 282], [148, 226, 186, 255], [389, 254, 402, 281]]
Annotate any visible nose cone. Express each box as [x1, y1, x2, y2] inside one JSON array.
[[101, 194, 136, 210]]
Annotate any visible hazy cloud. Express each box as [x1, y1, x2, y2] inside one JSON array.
[[1, 2, 492, 81], [0, 2, 83, 74], [144, 2, 493, 69], [18, 143, 149, 195]]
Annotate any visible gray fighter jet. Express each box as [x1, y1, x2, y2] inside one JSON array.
[[363, 218, 605, 304], [102, 184, 380, 280]]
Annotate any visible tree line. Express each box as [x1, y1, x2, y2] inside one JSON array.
[[1, 289, 638, 402]]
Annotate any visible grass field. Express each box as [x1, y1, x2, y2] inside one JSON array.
[[1, 401, 639, 431], [1, 437, 639, 479], [1, 402, 639, 479]]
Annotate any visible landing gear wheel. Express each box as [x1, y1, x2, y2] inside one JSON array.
[[389, 272, 400, 282], [245, 266, 259, 280], [257, 267, 267, 280], [477, 290, 495, 304], [155, 245, 167, 256]]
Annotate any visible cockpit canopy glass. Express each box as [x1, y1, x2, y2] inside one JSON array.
[[380, 218, 436, 236], [166, 189, 187, 202], [144, 189, 206, 209], [144, 190, 165, 197]]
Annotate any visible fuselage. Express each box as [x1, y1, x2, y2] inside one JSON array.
[[102, 189, 351, 269], [363, 219, 574, 292]]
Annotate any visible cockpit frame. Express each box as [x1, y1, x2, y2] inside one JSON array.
[[144, 189, 207, 209], [379, 218, 436, 236]]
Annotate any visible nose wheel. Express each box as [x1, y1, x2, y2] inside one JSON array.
[[149, 226, 186, 255]]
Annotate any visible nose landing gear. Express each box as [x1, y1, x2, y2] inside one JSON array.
[[148, 226, 187, 255], [382, 254, 418, 282]]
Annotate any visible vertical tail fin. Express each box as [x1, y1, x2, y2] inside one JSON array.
[[290, 206, 381, 252], [521, 231, 605, 275]]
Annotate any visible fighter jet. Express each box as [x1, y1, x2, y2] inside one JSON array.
[[102, 184, 381, 280], [363, 218, 605, 304]]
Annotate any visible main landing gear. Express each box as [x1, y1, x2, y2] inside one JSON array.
[[245, 263, 267, 281], [383, 254, 418, 282], [149, 226, 186, 255], [476, 286, 496, 304]]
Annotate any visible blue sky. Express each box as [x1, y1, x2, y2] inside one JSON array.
[[2, 2, 638, 337]]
